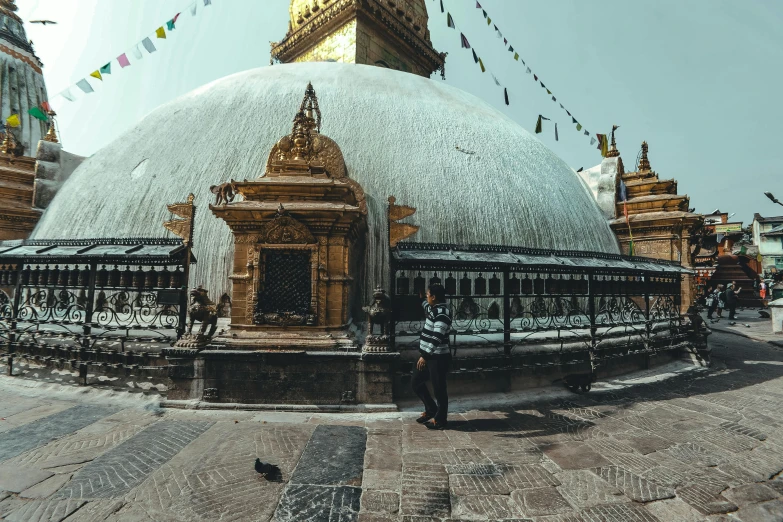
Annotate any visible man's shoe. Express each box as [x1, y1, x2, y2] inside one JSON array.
[[416, 412, 434, 424], [425, 420, 447, 430]]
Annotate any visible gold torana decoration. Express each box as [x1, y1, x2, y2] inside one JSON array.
[[163, 193, 196, 245], [259, 203, 316, 244], [388, 196, 419, 247], [638, 141, 651, 172], [43, 110, 58, 143]]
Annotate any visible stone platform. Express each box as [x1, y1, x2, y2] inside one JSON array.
[[0, 329, 781, 521]]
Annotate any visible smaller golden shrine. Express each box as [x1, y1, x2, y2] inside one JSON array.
[[210, 83, 367, 349]]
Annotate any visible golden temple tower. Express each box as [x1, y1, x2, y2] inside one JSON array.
[[271, 0, 446, 78]]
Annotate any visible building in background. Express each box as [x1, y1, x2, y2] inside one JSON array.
[[0, 0, 83, 240], [578, 137, 703, 309], [753, 213, 783, 277], [271, 0, 446, 77]]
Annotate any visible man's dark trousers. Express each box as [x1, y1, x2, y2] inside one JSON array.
[[412, 353, 451, 424]]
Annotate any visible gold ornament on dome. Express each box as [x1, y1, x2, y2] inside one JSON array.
[[163, 193, 196, 244], [388, 196, 419, 247], [43, 111, 59, 143], [638, 141, 652, 172], [264, 82, 348, 179]]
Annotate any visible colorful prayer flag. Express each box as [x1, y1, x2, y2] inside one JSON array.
[[596, 134, 605, 150], [584, 130, 589, 136], [476, 1, 482, 7], [142, 37, 157, 53], [555, 123, 558, 141], [100, 62, 111, 75], [472, 49, 479, 63], [576, 123, 582, 131], [552, 96, 556, 102], [173, 12, 181, 23], [513, 52, 519, 61], [572, 117, 577, 124], [478, 57, 485, 73], [132, 45, 143, 60], [460, 33, 470, 48], [190, 2, 197, 15], [526, 67, 531, 73], [204, 0, 211, 5], [492, 74, 500, 86], [76, 79, 94, 94], [503, 38, 507, 45], [504, 88, 509, 106], [619, 180, 628, 201], [166, 19, 176, 31], [60, 89, 75, 102], [41, 101, 51, 112], [447, 13, 455, 28], [28, 106, 48, 122], [118, 53, 130, 68], [509, 46, 514, 52], [156, 26, 166, 39], [482, 10, 487, 18], [487, 17, 491, 25], [440, 0, 444, 13], [534, 74, 538, 81], [535, 115, 542, 134], [590, 137, 596, 145], [6, 114, 20, 127], [90, 70, 102, 81]]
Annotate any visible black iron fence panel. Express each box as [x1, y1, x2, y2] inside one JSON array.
[[0, 262, 188, 352], [390, 265, 683, 361]]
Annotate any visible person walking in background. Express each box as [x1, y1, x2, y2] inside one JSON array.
[[412, 283, 453, 430], [726, 282, 742, 320], [760, 280, 768, 307], [706, 286, 719, 319], [716, 284, 726, 319]]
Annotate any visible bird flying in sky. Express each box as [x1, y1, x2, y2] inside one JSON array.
[[30, 20, 57, 25]]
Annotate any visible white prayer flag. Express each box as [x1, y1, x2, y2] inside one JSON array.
[[204, 0, 211, 5], [190, 1, 198, 15], [60, 88, 76, 102], [76, 79, 94, 94], [142, 37, 156, 53], [132, 45, 143, 60]]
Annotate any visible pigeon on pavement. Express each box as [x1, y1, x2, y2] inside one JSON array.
[[255, 458, 282, 481]]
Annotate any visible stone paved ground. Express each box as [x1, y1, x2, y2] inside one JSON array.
[[1, 330, 783, 521]]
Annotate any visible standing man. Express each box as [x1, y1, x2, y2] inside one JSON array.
[[726, 281, 742, 320], [412, 283, 452, 430]]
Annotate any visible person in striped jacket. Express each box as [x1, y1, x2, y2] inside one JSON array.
[[413, 283, 453, 430]]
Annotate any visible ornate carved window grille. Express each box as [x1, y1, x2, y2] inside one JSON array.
[[257, 251, 312, 318]]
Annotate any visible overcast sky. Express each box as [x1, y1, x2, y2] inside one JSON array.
[[17, 0, 783, 224]]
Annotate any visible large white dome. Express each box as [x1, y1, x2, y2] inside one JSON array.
[[33, 63, 619, 297]]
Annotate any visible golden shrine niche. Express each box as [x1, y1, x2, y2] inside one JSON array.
[[210, 83, 366, 349]]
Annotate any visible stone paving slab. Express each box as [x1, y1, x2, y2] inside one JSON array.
[[0, 331, 781, 520], [0, 404, 117, 462]]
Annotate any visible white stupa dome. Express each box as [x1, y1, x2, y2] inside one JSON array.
[[32, 63, 619, 297]]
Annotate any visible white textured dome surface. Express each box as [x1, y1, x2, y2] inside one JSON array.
[[33, 63, 619, 297]]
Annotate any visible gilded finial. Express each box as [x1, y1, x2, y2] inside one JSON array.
[[638, 141, 651, 172], [43, 110, 58, 143], [289, 82, 321, 161], [1, 124, 15, 155], [606, 124, 620, 158]]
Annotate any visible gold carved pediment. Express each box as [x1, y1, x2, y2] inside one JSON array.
[[259, 204, 316, 244]]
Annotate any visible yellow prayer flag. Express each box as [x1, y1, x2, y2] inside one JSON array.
[[514, 53, 519, 61], [478, 58, 486, 73], [6, 114, 20, 127], [90, 70, 102, 81], [156, 26, 166, 39]]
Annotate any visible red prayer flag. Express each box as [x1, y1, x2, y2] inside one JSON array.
[[173, 12, 181, 22], [40, 101, 51, 112]]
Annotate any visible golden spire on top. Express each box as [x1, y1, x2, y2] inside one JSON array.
[[606, 124, 620, 158], [638, 141, 651, 172], [43, 110, 58, 143]]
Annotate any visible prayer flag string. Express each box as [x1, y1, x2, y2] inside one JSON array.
[[52, 1, 206, 104], [435, 0, 606, 153]]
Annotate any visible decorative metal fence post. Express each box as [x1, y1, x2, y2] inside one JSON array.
[[82, 262, 97, 349], [587, 272, 597, 373], [503, 268, 511, 355]]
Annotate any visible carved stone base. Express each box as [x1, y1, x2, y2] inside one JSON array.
[[174, 333, 212, 349], [363, 334, 392, 353]]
